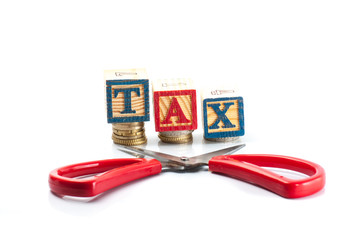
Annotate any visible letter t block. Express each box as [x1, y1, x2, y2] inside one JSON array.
[[202, 89, 244, 141], [153, 79, 197, 132], [105, 69, 150, 123]]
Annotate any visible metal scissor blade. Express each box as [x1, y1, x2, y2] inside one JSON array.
[[119, 148, 145, 158], [118, 145, 181, 163], [188, 144, 246, 164]]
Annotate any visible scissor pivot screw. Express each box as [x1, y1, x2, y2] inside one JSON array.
[[180, 157, 189, 162]]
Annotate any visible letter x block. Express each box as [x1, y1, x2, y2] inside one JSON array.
[[105, 69, 150, 123], [153, 79, 197, 132], [202, 89, 244, 139]]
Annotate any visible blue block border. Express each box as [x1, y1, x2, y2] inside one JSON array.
[[106, 79, 150, 123], [203, 96, 244, 139]]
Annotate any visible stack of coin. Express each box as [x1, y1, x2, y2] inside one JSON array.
[[112, 122, 147, 145], [158, 130, 193, 144]]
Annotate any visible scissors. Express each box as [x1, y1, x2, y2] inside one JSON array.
[[49, 144, 325, 198]]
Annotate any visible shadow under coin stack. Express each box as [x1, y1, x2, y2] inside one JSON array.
[[105, 69, 150, 146]]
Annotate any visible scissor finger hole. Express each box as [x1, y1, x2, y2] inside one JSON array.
[[262, 167, 309, 180]]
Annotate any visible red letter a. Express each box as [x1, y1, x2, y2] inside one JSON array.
[[161, 97, 191, 124]]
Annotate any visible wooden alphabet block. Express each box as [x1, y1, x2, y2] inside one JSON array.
[[105, 69, 150, 123], [202, 89, 244, 140], [153, 79, 197, 132]]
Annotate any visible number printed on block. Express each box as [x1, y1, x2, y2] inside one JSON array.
[[202, 89, 244, 139], [105, 69, 150, 123], [153, 79, 197, 132]]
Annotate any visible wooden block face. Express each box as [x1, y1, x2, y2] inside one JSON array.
[[105, 69, 149, 123], [105, 69, 150, 123], [203, 96, 244, 138], [154, 90, 197, 132]]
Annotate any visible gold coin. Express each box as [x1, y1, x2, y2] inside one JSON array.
[[112, 126, 144, 132], [112, 128, 145, 136], [113, 122, 144, 127], [158, 133, 193, 144], [112, 122, 144, 130], [112, 132, 145, 140], [112, 135, 147, 146]]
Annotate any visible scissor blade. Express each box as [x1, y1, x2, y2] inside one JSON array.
[[118, 145, 181, 163], [188, 144, 246, 164], [119, 148, 146, 158]]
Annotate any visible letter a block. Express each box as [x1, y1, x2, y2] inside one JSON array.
[[202, 89, 244, 140], [153, 79, 197, 132], [105, 69, 150, 123]]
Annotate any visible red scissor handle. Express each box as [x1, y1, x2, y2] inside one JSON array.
[[49, 158, 162, 197], [209, 154, 325, 198]]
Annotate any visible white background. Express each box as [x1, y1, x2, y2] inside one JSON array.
[[1, 0, 359, 239]]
